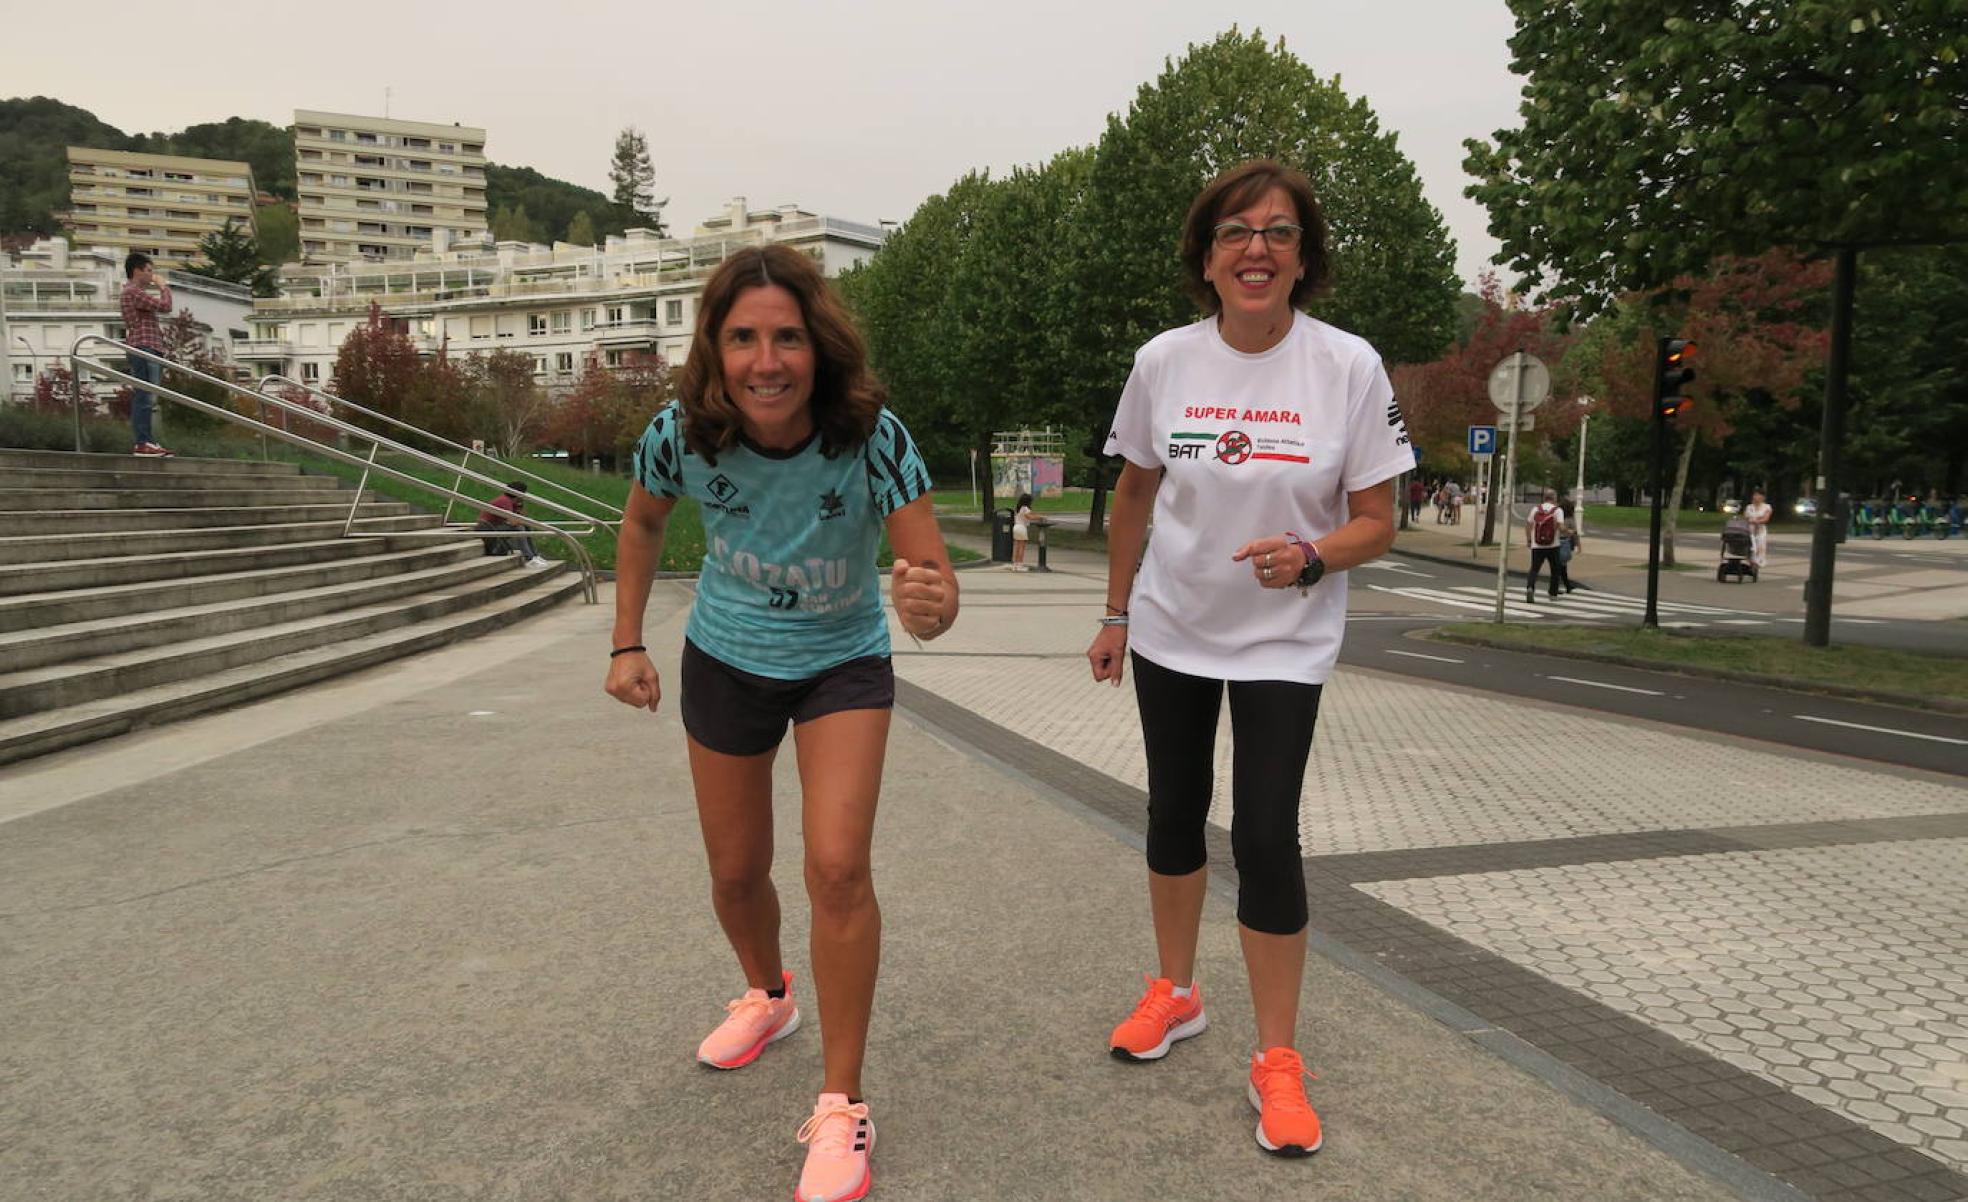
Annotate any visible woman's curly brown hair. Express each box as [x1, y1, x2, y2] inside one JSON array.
[[676, 244, 884, 464]]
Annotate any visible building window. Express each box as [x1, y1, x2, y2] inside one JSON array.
[[301, 362, 321, 381], [555, 352, 574, 374], [580, 308, 596, 331], [327, 129, 346, 141], [665, 299, 683, 326], [550, 311, 571, 334], [604, 350, 624, 368], [532, 356, 548, 377], [605, 305, 625, 326], [527, 313, 547, 336]]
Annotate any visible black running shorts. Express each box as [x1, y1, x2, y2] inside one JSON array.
[[679, 638, 895, 757]]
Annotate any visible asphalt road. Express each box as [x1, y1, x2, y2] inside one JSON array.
[[1343, 554, 1967, 778]]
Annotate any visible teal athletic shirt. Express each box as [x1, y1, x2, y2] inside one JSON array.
[[632, 402, 932, 679]]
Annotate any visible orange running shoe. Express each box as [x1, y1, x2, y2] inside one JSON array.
[[1108, 974, 1207, 1061], [795, 1092, 874, 1202], [1247, 1046, 1323, 1156], [695, 970, 800, 1069]]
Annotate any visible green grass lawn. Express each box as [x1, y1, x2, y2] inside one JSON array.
[[931, 487, 1096, 514], [282, 450, 979, 572], [1433, 622, 1968, 706]]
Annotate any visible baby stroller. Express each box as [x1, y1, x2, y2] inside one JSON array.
[[1718, 516, 1757, 582]]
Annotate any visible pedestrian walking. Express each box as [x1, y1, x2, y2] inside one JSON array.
[[1408, 476, 1426, 522], [1743, 490, 1773, 567], [1525, 487, 1571, 601], [604, 244, 957, 1202], [119, 252, 174, 457], [1085, 159, 1408, 1160]]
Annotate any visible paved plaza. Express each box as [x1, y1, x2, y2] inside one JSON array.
[[1, 551, 1964, 1200]]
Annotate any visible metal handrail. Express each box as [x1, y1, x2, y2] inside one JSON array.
[[254, 372, 624, 532], [67, 334, 600, 603]]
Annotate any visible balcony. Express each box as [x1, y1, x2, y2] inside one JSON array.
[[234, 338, 294, 359], [592, 318, 662, 345]]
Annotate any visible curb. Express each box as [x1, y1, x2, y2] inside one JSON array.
[[1424, 628, 1968, 716]]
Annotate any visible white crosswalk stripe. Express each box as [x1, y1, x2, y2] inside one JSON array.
[[1367, 583, 1778, 629]]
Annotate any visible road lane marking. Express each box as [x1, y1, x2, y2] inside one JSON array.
[[1791, 715, 1968, 745], [1370, 585, 1555, 619], [1385, 649, 1465, 664], [1364, 562, 1436, 578], [1546, 675, 1667, 696]]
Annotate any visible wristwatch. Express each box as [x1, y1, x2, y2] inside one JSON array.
[[1288, 534, 1325, 594]]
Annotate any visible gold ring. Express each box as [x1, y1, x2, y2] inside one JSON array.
[[1262, 566, 1274, 579]]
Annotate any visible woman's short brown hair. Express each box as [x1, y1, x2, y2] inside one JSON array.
[[676, 243, 884, 463], [1179, 159, 1330, 313]]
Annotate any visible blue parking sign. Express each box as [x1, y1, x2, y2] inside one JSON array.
[[1468, 425, 1497, 456]]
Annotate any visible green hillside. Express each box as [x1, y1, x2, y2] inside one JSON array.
[[1, 96, 631, 248]]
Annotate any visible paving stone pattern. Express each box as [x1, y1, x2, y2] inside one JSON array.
[[889, 570, 1968, 1201], [1359, 840, 1968, 1174]]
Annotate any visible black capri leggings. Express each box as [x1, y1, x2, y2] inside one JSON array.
[[1131, 650, 1324, 935]]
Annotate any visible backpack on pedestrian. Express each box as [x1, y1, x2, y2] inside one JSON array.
[[1531, 504, 1559, 546]]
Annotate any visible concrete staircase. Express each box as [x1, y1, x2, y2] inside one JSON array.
[[0, 448, 587, 766]]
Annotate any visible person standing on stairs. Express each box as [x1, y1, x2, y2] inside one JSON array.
[[120, 253, 174, 458]]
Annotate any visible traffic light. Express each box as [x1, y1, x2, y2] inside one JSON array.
[[1656, 337, 1696, 419]]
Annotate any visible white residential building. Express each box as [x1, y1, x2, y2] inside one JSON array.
[[62, 147, 260, 270], [293, 110, 488, 263], [238, 199, 886, 391], [2, 238, 254, 402]]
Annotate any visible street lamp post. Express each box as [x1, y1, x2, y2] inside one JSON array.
[[1574, 397, 1593, 539]]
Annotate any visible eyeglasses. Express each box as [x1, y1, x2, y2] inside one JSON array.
[[1212, 222, 1303, 251]]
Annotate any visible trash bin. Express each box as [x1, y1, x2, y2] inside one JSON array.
[[990, 508, 1015, 562]]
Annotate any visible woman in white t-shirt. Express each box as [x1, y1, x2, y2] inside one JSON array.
[[1743, 490, 1773, 567], [1085, 160, 1409, 1160]]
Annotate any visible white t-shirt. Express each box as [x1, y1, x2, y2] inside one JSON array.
[[1104, 313, 1414, 684]]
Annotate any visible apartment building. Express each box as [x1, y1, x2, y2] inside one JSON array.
[[61, 148, 260, 270], [238, 199, 886, 392], [2, 238, 255, 402], [293, 110, 488, 263]]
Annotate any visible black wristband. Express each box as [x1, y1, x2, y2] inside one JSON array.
[[609, 644, 647, 658]]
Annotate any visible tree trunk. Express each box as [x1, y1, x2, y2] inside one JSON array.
[[1662, 427, 1698, 568]]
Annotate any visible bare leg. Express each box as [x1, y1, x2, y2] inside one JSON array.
[[1241, 924, 1308, 1051], [792, 707, 890, 1099], [686, 735, 783, 991], [1148, 866, 1209, 987]]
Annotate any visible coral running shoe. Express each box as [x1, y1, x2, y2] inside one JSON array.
[[1247, 1047, 1323, 1156], [795, 1092, 874, 1202], [695, 970, 800, 1069], [1109, 974, 1207, 1061]]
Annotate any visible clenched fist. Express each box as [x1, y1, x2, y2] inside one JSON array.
[[890, 558, 950, 639]]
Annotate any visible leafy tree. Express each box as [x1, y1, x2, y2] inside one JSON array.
[[330, 302, 423, 427], [1563, 252, 1830, 562], [565, 210, 598, 248], [485, 163, 624, 243], [184, 217, 280, 296], [1846, 244, 1968, 496], [541, 352, 672, 469], [1464, 1, 1968, 641], [1391, 274, 1575, 542], [131, 117, 295, 199], [254, 202, 299, 265], [462, 349, 548, 459], [0, 96, 129, 234], [490, 204, 543, 243], [608, 126, 667, 235]]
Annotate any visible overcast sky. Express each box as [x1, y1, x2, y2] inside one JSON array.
[[8, 0, 1525, 289]]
